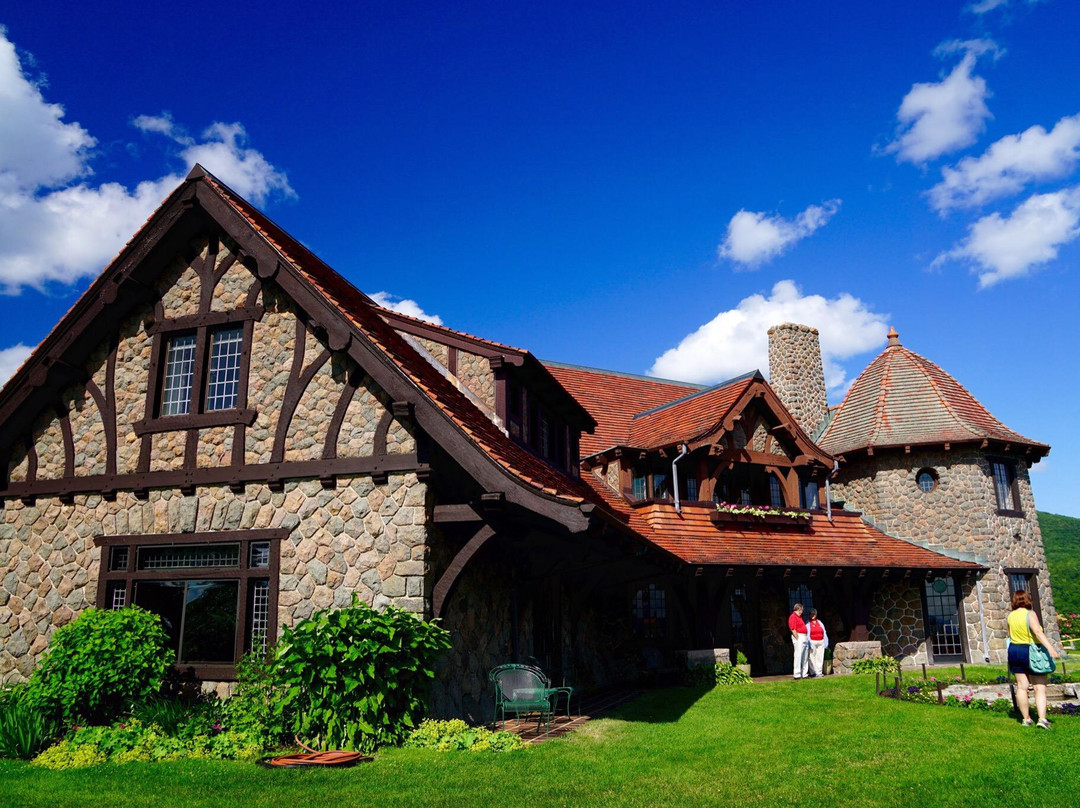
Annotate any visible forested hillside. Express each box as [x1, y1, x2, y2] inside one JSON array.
[[1039, 511, 1080, 621]]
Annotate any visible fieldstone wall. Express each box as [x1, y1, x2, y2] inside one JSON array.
[[870, 581, 928, 666], [767, 323, 828, 437], [430, 554, 529, 723], [832, 640, 882, 675], [455, 350, 496, 411], [0, 473, 428, 685], [832, 449, 1059, 663]]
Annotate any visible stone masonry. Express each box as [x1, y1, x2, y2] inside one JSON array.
[[0, 235, 427, 684], [767, 323, 828, 437], [0, 474, 428, 684], [832, 448, 1059, 663]]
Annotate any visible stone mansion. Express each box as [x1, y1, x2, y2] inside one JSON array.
[[0, 167, 1057, 719]]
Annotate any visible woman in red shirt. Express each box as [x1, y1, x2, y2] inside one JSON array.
[[807, 609, 829, 677], [788, 604, 809, 679]]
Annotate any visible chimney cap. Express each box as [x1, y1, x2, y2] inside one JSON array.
[[887, 327, 901, 348]]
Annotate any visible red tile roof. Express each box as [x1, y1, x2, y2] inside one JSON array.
[[626, 373, 757, 449], [820, 335, 1048, 457], [205, 176, 597, 504], [580, 472, 979, 569], [543, 362, 704, 455]]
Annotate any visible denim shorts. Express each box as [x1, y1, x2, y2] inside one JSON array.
[[1007, 643, 1031, 675]]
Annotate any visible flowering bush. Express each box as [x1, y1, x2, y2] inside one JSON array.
[[1058, 613, 1078, 640], [714, 502, 809, 520]]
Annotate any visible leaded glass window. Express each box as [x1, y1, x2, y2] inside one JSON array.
[[632, 584, 667, 639], [205, 326, 244, 411], [924, 577, 964, 659], [161, 334, 197, 415], [992, 460, 1019, 512], [769, 475, 784, 508]]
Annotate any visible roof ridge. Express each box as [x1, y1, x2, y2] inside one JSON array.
[[377, 305, 528, 355], [631, 371, 760, 419], [869, 350, 894, 448], [541, 360, 707, 389]]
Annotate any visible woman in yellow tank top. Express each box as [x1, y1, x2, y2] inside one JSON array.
[[1007, 589, 1059, 729]]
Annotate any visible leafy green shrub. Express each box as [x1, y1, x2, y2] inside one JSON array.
[[0, 686, 58, 760], [735, 650, 749, 666], [32, 719, 264, 769], [404, 719, 525, 753], [26, 608, 171, 725], [850, 656, 900, 676], [132, 697, 193, 736], [275, 599, 451, 752], [221, 651, 287, 747], [685, 663, 752, 688]]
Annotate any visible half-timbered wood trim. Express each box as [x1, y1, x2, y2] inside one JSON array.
[[197, 232, 220, 313], [133, 409, 258, 436], [59, 410, 75, 479], [4, 453, 424, 501], [146, 306, 264, 335], [24, 438, 37, 483], [210, 249, 238, 290], [271, 336, 331, 464], [321, 375, 359, 461], [432, 523, 496, 618]]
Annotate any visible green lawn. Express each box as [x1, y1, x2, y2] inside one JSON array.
[[3, 676, 1078, 808]]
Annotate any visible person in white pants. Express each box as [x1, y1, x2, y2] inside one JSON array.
[[788, 603, 809, 680], [807, 608, 829, 677]]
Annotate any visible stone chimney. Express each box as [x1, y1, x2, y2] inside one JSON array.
[[767, 323, 828, 437]]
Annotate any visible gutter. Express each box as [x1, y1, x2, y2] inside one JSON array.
[[672, 443, 689, 515]]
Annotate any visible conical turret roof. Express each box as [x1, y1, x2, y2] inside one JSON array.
[[818, 330, 1048, 458]]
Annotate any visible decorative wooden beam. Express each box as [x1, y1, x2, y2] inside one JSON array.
[[433, 504, 484, 523], [432, 523, 496, 618]]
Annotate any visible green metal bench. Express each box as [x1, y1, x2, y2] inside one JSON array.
[[489, 664, 561, 737]]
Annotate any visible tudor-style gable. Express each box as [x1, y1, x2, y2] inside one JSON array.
[[564, 370, 835, 510]]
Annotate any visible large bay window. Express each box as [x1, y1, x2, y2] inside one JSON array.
[[96, 530, 283, 678]]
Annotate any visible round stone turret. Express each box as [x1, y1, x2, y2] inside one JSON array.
[[767, 323, 828, 437]]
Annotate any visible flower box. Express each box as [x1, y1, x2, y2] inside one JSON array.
[[710, 508, 812, 529]]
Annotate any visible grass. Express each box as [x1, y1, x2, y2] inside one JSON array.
[[3, 676, 1079, 807]]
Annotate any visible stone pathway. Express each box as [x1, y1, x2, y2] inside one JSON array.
[[495, 689, 644, 745]]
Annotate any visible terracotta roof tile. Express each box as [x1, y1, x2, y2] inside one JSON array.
[[820, 339, 1047, 457], [626, 373, 757, 449], [579, 471, 979, 569], [543, 362, 704, 455]]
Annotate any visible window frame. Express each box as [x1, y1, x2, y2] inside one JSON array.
[[94, 529, 284, 680], [989, 457, 1023, 516], [1005, 567, 1042, 620], [136, 312, 258, 436], [915, 468, 938, 494]]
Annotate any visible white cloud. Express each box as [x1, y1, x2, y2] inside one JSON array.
[[0, 343, 33, 385], [929, 113, 1080, 212], [0, 29, 94, 191], [935, 187, 1080, 287], [966, 0, 1042, 14], [369, 292, 443, 325], [0, 28, 293, 294], [717, 200, 840, 267], [135, 115, 295, 204], [649, 280, 888, 391], [887, 40, 999, 164]]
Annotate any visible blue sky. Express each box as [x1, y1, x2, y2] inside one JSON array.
[[1, 1, 1079, 516]]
